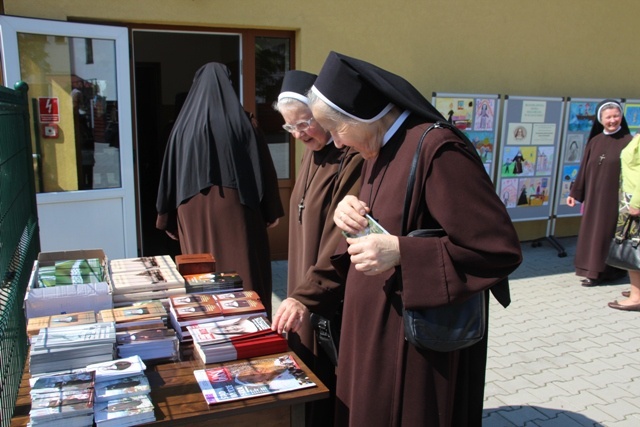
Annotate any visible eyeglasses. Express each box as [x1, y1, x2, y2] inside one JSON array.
[[282, 117, 314, 134]]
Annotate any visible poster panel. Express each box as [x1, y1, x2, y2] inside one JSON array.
[[432, 93, 500, 181], [497, 96, 565, 222], [554, 97, 602, 218]]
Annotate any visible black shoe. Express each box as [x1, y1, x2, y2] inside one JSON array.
[[581, 278, 602, 287]]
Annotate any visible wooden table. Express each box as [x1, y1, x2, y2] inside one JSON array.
[[11, 351, 329, 427]]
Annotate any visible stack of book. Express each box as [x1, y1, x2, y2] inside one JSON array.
[[97, 301, 168, 332], [98, 301, 178, 362], [29, 322, 116, 375], [168, 291, 267, 343], [109, 255, 185, 307], [27, 310, 97, 344], [88, 356, 156, 427], [115, 327, 179, 362], [188, 314, 287, 364], [193, 353, 315, 405], [183, 271, 243, 294], [28, 370, 96, 427]]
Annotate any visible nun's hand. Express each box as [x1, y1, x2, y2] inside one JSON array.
[[347, 233, 400, 275], [335, 195, 369, 235], [271, 298, 309, 334]]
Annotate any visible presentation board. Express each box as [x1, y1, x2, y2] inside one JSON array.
[[432, 93, 501, 181], [496, 96, 565, 222], [554, 98, 601, 218]]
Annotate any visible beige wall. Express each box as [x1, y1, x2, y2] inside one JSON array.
[[6, 0, 637, 240], [6, 0, 640, 100]]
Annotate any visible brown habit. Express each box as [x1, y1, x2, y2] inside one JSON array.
[[286, 143, 362, 425], [570, 130, 632, 280], [331, 117, 522, 426]]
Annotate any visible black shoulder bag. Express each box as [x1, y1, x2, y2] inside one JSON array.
[[401, 122, 486, 352]]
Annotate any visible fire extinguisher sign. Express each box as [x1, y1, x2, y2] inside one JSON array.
[[38, 97, 60, 123]]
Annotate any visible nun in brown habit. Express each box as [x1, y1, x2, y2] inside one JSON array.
[[156, 62, 283, 317], [271, 70, 363, 427], [308, 52, 522, 426]]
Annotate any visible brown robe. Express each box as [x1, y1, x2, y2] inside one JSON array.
[[570, 130, 632, 280], [287, 143, 363, 426], [331, 117, 522, 426], [156, 121, 283, 318]]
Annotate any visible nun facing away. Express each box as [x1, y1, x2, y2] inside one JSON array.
[[156, 62, 284, 318]]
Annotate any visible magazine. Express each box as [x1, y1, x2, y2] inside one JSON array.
[[193, 353, 315, 405]]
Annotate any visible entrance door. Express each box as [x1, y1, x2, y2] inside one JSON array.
[[0, 16, 136, 259]]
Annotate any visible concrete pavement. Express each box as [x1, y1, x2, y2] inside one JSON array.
[[271, 236, 640, 426]]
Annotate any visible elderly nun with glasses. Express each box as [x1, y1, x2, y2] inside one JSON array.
[[271, 70, 363, 427]]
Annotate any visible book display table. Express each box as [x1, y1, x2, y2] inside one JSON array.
[[10, 351, 329, 427]]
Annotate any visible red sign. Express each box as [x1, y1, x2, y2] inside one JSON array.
[[38, 97, 60, 123]]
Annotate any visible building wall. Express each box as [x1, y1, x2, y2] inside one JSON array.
[[5, 0, 636, 240], [5, 0, 639, 100]]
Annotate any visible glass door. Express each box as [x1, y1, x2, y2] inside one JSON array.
[[0, 16, 136, 258]]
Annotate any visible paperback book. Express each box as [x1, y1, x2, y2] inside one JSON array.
[[193, 353, 315, 405], [86, 355, 147, 382], [183, 271, 243, 293], [187, 315, 273, 346], [94, 374, 151, 403], [94, 394, 156, 427]]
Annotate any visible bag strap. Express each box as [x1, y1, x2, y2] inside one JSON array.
[[401, 121, 452, 235]]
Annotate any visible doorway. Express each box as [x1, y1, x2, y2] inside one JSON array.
[[131, 28, 294, 259]]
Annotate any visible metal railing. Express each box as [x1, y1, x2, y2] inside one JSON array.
[[0, 81, 40, 427]]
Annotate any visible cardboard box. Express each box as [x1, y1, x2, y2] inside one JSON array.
[[24, 249, 113, 319], [176, 253, 216, 276]]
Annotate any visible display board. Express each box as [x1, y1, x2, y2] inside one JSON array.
[[432, 92, 501, 181], [624, 99, 640, 135], [554, 98, 601, 218], [496, 95, 565, 222]]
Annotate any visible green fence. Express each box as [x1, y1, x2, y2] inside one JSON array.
[[0, 81, 40, 427]]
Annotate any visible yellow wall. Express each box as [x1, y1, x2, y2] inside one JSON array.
[[6, 0, 636, 239]]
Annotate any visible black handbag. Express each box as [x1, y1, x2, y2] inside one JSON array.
[[309, 311, 340, 366], [401, 123, 486, 352], [606, 215, 640, 271]]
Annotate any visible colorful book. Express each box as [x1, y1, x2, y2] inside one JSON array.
[[192, 332, 288, 364], [94, 394, 156, 426], [94, 374, 150, 403], [187, 315, 273, 346], [193, 353, 315, 405], [27, 311, 97, 338]]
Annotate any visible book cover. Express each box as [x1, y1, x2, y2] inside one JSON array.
[[93, 394, 156, 425], [169, 293, 217, 307], [30, 371, 96, 395], [34, 322, 116, 349], [172, 303, 223, 320], [116, 328, 176, 345], [213, 290, 260, 301], [187, 315, 273, 346], [86, 355, 147, 381], [183, 271, 242, 287], [110, 254, 176, 273], [218, 298, 266, 317], [193, 353, 315, 405], [30, 388, 95, 410], [111, 301, 167, 323], [94, 374, 150, 403]]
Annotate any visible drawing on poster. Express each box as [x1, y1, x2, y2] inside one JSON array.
[[624, 104, 640, 130], [567, 102, 596, 132], [535, 146, 554, 175], [559, 165, 580, 204], [500, 178, 518, 208], [466, 131, 494, 163], [506, 123, 533, 145], [434, 97, 474, 130], [474, 99, 495, 131], [516, 177, 548, 207], [502, 146, 536, 177], [564, 134, 584, 163]]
